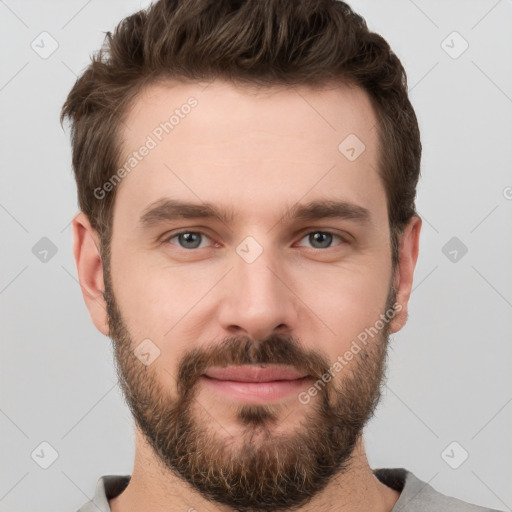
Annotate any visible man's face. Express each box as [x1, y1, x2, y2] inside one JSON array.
[[102, 79, 399, 511]]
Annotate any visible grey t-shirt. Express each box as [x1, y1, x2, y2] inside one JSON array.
[[76, 467, 503, 512]]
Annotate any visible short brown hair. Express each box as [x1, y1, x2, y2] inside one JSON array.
[[60, 0, 421, 268]]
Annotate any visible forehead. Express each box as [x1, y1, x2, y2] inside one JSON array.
[[114, 78, 385, 227], [123, 78, 378, 151]]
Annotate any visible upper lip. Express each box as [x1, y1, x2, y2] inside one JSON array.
[[203, 365, 308, 383]]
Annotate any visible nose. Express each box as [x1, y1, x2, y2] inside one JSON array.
[[217, 243, 299, 341]]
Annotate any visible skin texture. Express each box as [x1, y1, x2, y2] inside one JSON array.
[[73, 79, 422, 512]]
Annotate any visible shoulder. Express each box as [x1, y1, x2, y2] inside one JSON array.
[[76, 475, 130, 512], [374, 468, 504, 512]]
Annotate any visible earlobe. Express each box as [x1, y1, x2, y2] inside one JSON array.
[[72, 212, 110, 336], [388, 215, 422, 334]]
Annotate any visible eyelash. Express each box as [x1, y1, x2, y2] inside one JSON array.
[[163, 229, 349, 250]]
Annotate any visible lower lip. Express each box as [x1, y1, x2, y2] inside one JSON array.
[[200, 376, 311, 403]]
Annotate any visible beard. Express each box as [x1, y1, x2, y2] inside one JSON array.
[[103, 265, 396, 512]]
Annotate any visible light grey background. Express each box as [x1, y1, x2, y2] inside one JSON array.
[[1, 1, 511, 511]]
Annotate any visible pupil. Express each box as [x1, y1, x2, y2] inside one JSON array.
[[180, 233, 201, 249], [311, 232, 331, 248]]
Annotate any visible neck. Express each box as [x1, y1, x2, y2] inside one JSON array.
[[109, 430, 400, 512]]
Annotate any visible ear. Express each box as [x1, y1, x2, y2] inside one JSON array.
[[72, 212, 109, 336], [388, 215, 422, 334]]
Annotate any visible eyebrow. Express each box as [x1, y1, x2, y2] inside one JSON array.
[[138, 198, 372, 229]]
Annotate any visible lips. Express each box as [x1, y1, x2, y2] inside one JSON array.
[[203, 365, 308, 383]]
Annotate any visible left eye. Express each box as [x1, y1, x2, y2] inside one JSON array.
[[165, 230, 344, 250], [296, 231, 345, 249]]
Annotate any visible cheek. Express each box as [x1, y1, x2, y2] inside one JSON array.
[[108, 246, 168, 338], [292, 260, 391, 356], [109, 257, 198, 393], [110, 246, 218, 346]]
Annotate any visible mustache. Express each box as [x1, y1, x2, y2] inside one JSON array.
[[176, 333, 332, 398]]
